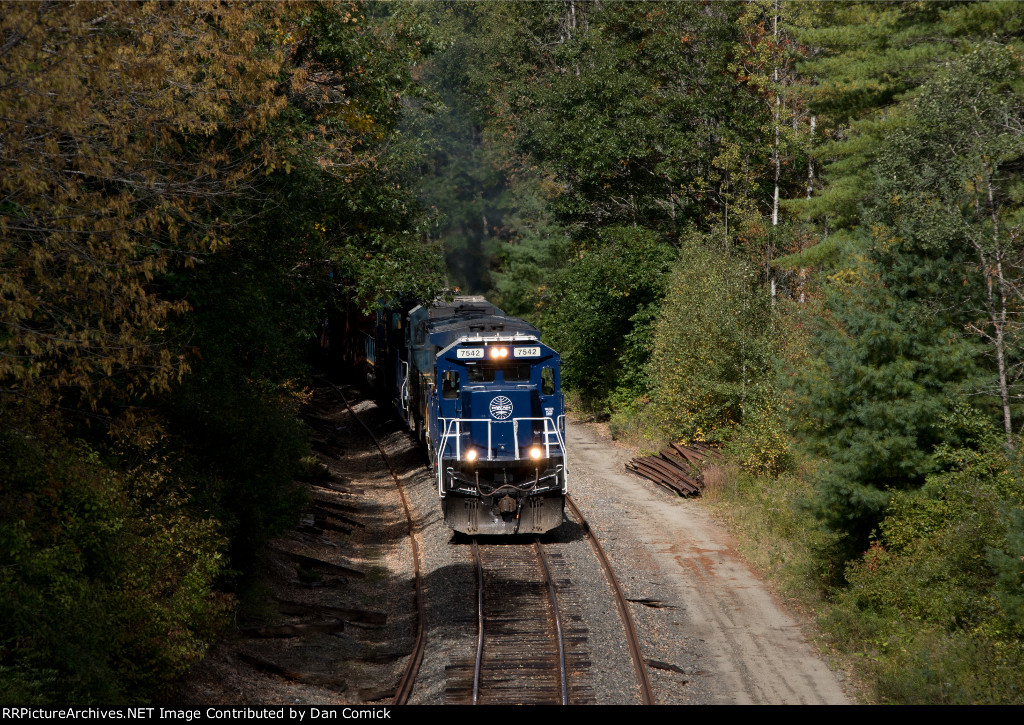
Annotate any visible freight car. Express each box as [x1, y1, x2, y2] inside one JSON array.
[[349, 296, 567, 535]]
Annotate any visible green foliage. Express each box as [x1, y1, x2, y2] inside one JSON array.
[[407, 2, 573, 296], [791, 42, 1024, 555], [988, 506, 1024, 631], [544, 226, 674, 410], [872, 45, 1024, 438], [407, 62, 510, 292], [846, 452, 1013, 626], [280, 1, 447, 308], [489, 222, 569, 320], [819, 419, 1024, 703], [495, 1, 769, 236], [793, 0, 1024, 229], [647, 231, 785, 472], [793, 173, 982, 554], [0, 405, 229, 704]]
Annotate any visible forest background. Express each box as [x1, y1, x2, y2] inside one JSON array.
[[2, 0, 1024, 705]]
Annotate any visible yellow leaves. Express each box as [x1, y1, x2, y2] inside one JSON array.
[[0, 2, 294, 405], [338, 106, 376, 134]]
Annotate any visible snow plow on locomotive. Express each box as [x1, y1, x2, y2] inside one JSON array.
[[344, 296, 567, 535]]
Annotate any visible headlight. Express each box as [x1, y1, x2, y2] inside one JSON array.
[[529, 446, 543, 460], [465, 449, 478, 462]]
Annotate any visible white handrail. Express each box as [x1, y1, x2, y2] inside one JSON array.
[[437, 416, 566, 463], [435, 415, 569, 496]]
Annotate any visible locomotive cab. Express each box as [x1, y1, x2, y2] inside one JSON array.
[[359, 296, 568, 536], [432, 335, 566, 535]]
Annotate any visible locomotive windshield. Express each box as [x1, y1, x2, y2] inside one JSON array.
[[467, 363, 532, 383]]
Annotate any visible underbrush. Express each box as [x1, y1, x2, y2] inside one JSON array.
[[700, 443, 1024, 704], [0, 379, 308, 704], [0, 405, 230, 704]]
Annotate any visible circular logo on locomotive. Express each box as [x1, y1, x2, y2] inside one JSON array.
[[489, 395, 514, 420]]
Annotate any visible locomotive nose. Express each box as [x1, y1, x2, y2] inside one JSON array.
[[466, 389, 535, 454]]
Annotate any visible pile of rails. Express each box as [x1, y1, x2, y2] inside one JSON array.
[[626, 442, 721, 497]]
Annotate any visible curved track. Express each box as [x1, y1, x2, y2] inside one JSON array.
[[459, 538, 569, 705], [566, 494, 655, 704], [448, 498, 654, 705], [321, 383, 652, 705]]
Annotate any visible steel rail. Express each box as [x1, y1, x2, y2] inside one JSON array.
[[535, 537, 569, 705], [470, 538, 569, 705], [471, 538, 484, 706], [315, 378, 426, 705], [566, 494, 654, 705]]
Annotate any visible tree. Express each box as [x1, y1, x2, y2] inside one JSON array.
[[730, 1, 818, 302], [870, 46, 1024, 444], [792, 121, 987, 554], [793, 1, 1024, 230], [648, 230, 785, 471], [544, 226, 674, 409], [0, 1, 447, 704], [0, 2, 290, 408]]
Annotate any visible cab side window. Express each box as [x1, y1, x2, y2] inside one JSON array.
[[541, 367, 555, 396], [442, 370, 460, 399]]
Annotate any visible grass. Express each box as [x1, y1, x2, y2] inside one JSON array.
[[701, 461, 839, 607]]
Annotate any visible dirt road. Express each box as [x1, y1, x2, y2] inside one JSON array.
[[565, 420, 850, 705]]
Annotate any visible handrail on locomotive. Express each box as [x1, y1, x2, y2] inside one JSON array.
[[333, 295, 568, 535], [436, 414, 568, 495]]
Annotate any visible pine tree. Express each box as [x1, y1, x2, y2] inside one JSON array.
[[793, 1, 1024, 229]]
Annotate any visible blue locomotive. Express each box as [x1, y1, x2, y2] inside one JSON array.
[[355, 296, 567, 535]]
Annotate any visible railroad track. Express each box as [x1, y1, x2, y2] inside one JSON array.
[[445, 537, 579, 705], [445, 502, 654, 705], [321, 382, 653, 705]]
